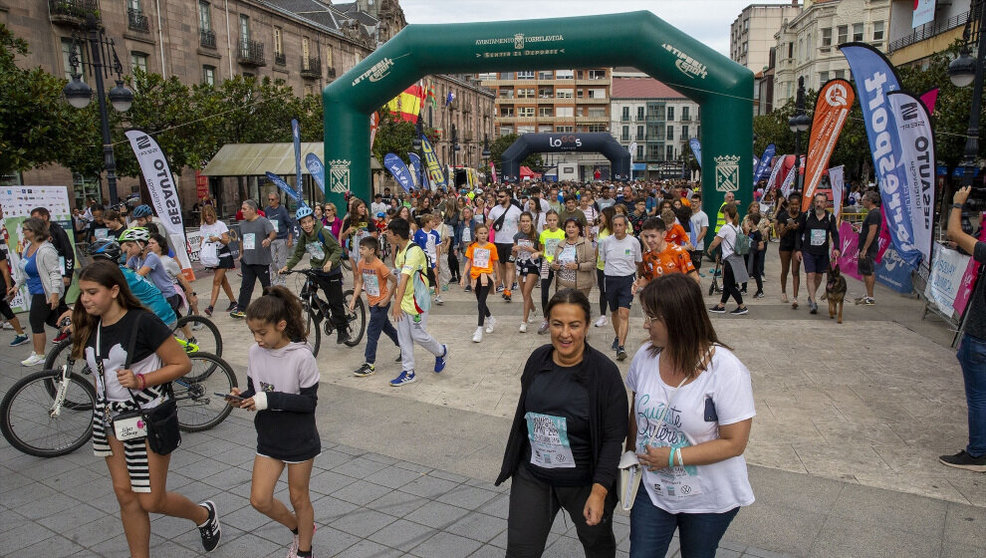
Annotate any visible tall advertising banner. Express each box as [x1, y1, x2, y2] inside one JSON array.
[[369, 112, 380, 149], [688, 138, 702, 169], [265, 172, 305, 205], [840, 43, 924, 268], [291, 119, 302, 191], [124, 129, 194, 281], [305, 153, 326, 196], [829, 165, 845, 219], [419, 134, 447, 191], [887, 90, 935, 270], [407, 152, 423, 189], [802, 79, 854, 211], [779, 164, 797, 199], [490, 162, 498, 185], [753, 144, 775, 183], [383, 153, 415, 193], [766, 154, 785, 192], [913, 0, 936, 28]]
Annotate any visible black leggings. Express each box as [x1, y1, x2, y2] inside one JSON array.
[[29, 293, 65, 334], [540, 269, 555, 315], [720, 261, 744, 306], [448, 250, 460, 282], [596, 269, 607, 316], [475, 281, 492, 326]]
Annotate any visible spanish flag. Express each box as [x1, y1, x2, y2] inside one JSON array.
[[386, 84, 426, 123]]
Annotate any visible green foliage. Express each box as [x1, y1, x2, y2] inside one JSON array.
[[488, 133, 542, 174], [371, 113, 416, 164]]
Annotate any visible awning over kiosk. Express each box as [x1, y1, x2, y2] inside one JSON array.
[[202, 143, 381, 176]]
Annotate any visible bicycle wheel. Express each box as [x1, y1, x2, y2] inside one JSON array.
[[174, 352, 237, 432], [173, 315, 222, 357], [343, 289, 366, 347], [0, 369, 96, 457], [42, 340, 94, 411], [303, 303, 322, 357]]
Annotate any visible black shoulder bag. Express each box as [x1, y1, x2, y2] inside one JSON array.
[[491, 207, 509, 232], [99, 312, 182, 455]]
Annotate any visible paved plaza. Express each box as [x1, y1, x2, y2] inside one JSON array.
[[2, 248, 985, 557]]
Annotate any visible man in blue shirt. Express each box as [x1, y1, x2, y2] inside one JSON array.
[[264, 192, 294, 287]]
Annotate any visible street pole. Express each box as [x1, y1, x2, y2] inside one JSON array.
[[87, 24, 120, 207]]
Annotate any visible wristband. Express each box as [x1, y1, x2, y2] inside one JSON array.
[[953, 203, 965, 210], [668, 447, 676, 469], [137, 374, 146, 390], [676, 448, 684, 467]]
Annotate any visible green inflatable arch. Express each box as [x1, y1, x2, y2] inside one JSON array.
[[323, 11, 752, 239]]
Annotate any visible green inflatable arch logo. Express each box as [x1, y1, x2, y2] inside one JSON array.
[[323, 11, 752, 230]]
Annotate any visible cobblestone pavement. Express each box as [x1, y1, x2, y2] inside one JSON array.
[[2, 246, 985, 557]]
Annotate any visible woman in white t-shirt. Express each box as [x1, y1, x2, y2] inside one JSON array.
[[197, 206, 237, 316], [705, 203, 749, 315], [626, 273, 755, 558]]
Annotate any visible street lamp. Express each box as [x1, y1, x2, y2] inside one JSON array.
[[949, 2, 986, 219], [788, 76, 810, 193], [63, 17, 133, 207]]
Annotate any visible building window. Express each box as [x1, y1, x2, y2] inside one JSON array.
[[517, 125, 535, 134], [586, 124, 606, 132], [240, 14, 250, 44], [556, 106, 574, 117], [576, 89, 583, 98], [819, 71, 829, 84], [517, 88, 535, 98], [622, 106, 630, 121], [556, 126, 573, 132], [637, 125, 644, 138], [538, 87, 553, 98], [61, 38, 87, 81], [518, 107, 534, 117], [202, 65, 216, 86], [666, 106, 674, 121], [131, 51, 148, 74], [538, 70, 553, 80], [301, 37, 310, 61], [274, 28, 284, 56], [517, 70, 535, 79], [325, 46, 333, 68], [587, 69, 606, 79], [500, 107, 514, 117], [538, 106, 553, 117], [637, 106, 645, 120], [556, 69, 574, 80], [873, 21, 884, 42], [821, 28, 832, 47], [837, 25, 848, 44], [636, 145, 643, 159], [834, 69, 846, 80], [852, 23, 863, 42], [622, 126, 629, 141], [587, 88, 606, 99], [682, 125, 689, 139], [787, 42, 793, 59], [198, 1, 212, 31], [556, 88, 573, 99], [666, 145, 675, 161], [499, 88, 514, 99], [682, 106, 689, 120], [666, 127, 674, 141]]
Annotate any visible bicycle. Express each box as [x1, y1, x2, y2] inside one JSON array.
[[284, 268, 366, 356], [1, 349, 238, 457]]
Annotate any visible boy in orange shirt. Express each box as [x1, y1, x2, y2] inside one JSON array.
[[662, 208, 693, 250], [461, 224, 500, 343], [634, 217, 699, 293], [351, 236, 401, 377]]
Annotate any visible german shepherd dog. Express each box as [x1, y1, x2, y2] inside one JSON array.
[[826, 264, 847, 324]]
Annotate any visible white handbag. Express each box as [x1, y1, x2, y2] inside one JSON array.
[[199, 241, 219, 268]]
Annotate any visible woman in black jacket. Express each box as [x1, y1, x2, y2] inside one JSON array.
[[496, 288, 628, 558]]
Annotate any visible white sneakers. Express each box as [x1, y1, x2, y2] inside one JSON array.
[[519, 322, 527, 333], [21, 352, 45, 367], [594, 315, 608, 327], [485, 316, 496, 334], [472, 327, 483, 343]]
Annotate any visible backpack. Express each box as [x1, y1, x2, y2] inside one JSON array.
[[732, 225, 752, 256], [403, 244, 432, 314]]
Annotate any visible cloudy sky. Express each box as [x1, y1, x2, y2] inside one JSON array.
[[399, 0, 779, 56]]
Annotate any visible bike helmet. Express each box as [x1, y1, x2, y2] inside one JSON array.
[[89, 239, 122, 262], [296, 205, 314, 220], [132, 204, 153, 218], [118, 227, 150, 244]]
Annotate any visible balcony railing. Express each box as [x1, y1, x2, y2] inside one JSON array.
[[200, 29, 216, 49], [127, 8, 149, 32], [48, 0, 100, 25], [238, 40, 265, 66], [326, 66, 336, 78], [274, 52, 286, 66], [888, 8, 972, 53], [301, 57, 321, 78]]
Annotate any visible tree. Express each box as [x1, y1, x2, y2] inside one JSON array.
[[0, 24, 93, 175], [488, 133, 542, 175]]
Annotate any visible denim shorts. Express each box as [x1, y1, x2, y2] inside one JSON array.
[[802, 251, 830, 274]]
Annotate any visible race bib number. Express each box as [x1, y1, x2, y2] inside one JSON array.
[[651, 456, 704, 500], [306, 242, 325, 261], [559, 245, 576, 264], [113, 412, 147, 441], [473, 247, 491, 269], [810, 229, 826, 247], [94, 228, 109, 240], [517, 239, 533, 262], [525, 412, 575, 469], [362, 270, 381, 297], [270, 220, 279, 233], [544, 238, 561, 259], [243, 233, 256, 251], [462, 228, 472, 243]]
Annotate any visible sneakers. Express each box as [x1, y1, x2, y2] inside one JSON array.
[[938, 450, 986, 472], [709, 305, 726, 314], [288, 524, 316, 558], [781, 293, 789, 303], [611, 337, 619, 351], [230, 311, 246, 319], [537, 320, 549, 335], [197, 500, 221, 552], [225, 302, 237, 312], [353, 363, 375, 377], [336, 330, 350, 345], [434, 345, 448, 373], [809, 300, 818, 314], [791, 299, 799, 310], [594, 315, 608, 328], [503, 290, 512, 302], [191, 319, 204, 331], [434, 295, 444, 305], [495, 285, 505, 293], [204, 305, 214, 317], [0, 321, 14, 330], [472, 326, 484, 343], [855, 296, 875, 305], [519, 322, 527, 333], [753, 291, 765, 299], [10, 334, 29, 347], [512, 282, 518, 290], [52, 330, 70, 344], [389, 370, 417, 387], [485, 316, 496, 334], [616, 347, 628, 361], [464, 284, 472, 292], [21, 352, 45, 367], [730, 306, 749, 315]]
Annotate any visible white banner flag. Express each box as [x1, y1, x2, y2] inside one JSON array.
[[888, 91, 935, 269], [766, 153, 785, 192], [124, 129, 194, 281], [829, 165, 845, 220], [780, 164, 797, 199]]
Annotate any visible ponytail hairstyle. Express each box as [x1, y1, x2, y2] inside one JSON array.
[[245, 286, 308, 343], [71, 260, 148, 358]]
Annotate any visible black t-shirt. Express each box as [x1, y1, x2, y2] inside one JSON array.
[[859, 208, 881, 256], [0, 240, 8, 290], [522, 362, 593, 486], [83, 309, 173, 402], [797, 211, 839, 255], [775, 209, 801, 250], [966, 243, 986, 340]]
